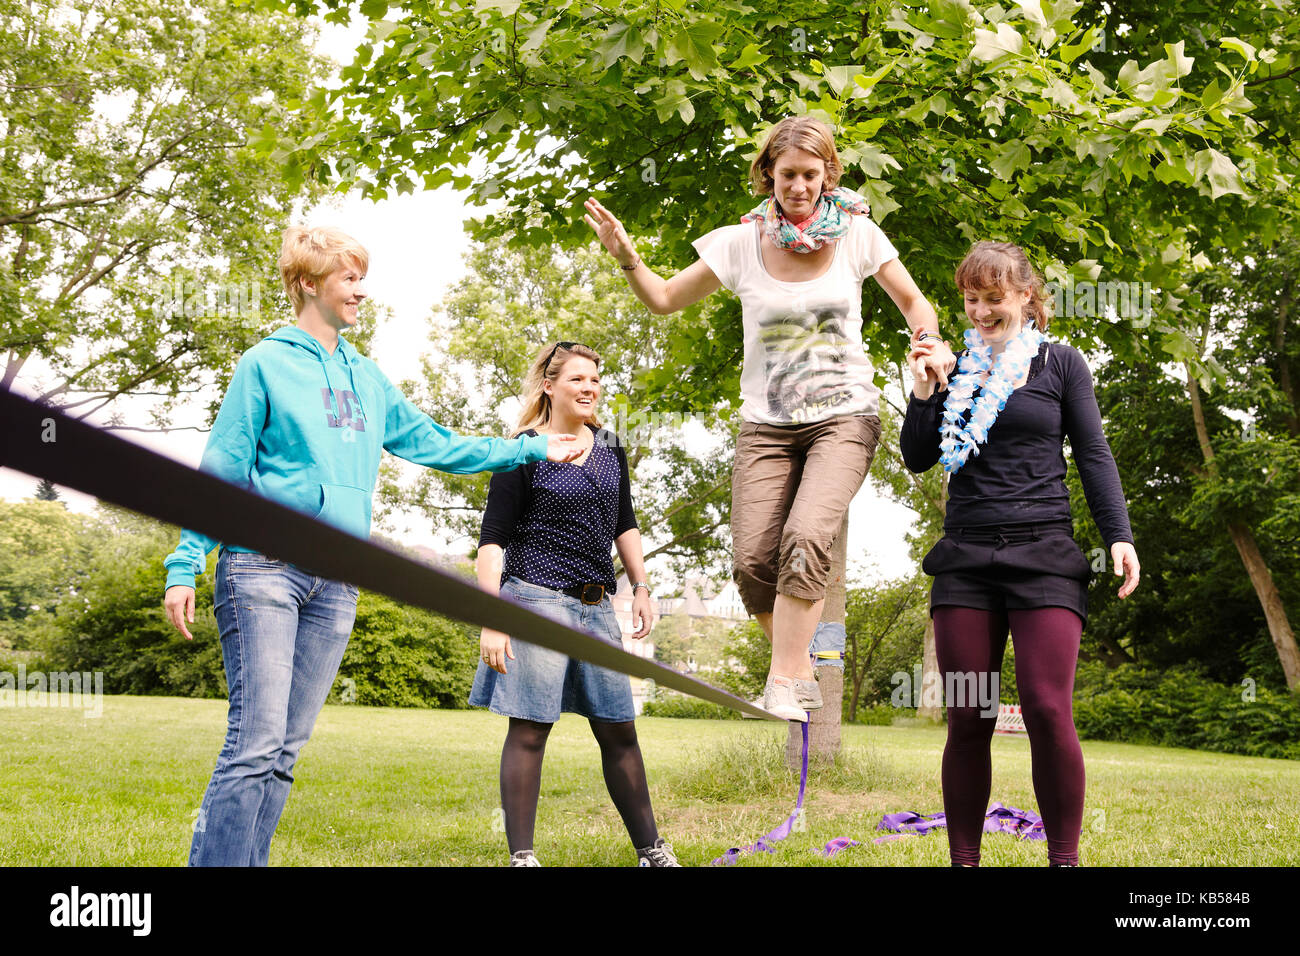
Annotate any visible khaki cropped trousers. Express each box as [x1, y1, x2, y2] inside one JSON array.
[[730, 414, 881, 614]]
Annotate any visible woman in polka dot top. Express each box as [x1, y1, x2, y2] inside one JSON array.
[[468, 342, 679, 867]]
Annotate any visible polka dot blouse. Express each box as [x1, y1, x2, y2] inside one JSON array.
[[479, 425, 637, 593]]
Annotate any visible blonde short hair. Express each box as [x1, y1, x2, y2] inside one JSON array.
[[278, 226, 370, 313], [749, 116, 844, 196]]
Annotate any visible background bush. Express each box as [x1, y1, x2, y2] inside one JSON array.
[[1073, 662, 1300, 760]]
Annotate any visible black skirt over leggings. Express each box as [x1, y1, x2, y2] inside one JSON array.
[[922, 520, 1091, 622]]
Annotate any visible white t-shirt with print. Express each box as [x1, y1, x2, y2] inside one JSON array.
[[692, 215, 899, 425]]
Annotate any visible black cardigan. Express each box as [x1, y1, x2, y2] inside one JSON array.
[[478, 425, 637, 592], [900, 342, 1133, 547]]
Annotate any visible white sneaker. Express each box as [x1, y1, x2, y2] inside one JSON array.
[[762, 677, 809, 722], [509, 849, 542, 867], [744, 675, 821, 718]]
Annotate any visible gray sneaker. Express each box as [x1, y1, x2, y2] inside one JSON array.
[[743, 675, 821, 718], [636, 838, 681, 867], [509, 849, 542, 867], [793, 676, 823, 711], [762, 677, 809, 722]]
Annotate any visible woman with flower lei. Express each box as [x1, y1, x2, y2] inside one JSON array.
[[585, 116, 955, 722], [902, 241, 1141, 867]]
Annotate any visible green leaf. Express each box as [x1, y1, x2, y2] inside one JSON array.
[[1018, 0, 1048, 28], [850, 117, 887, 139], [972, 23, 1025, 61], [369, 19, 400, 44], [1059, 26, 1099, 64], [522, 18, 554, 53], [842, 143, 901, 178], [824, 64, 865, 98], [851, 63, 893, 96], [1219, 37, 1257, 62], [990, 138, 1031, 180], [1131, 115, 1173, 135], [730, 43, 769, 70], [668, 21, 724, 81], [1163, 40, 1194, 79], [473, 0, 522, 13], [1201, 78, 1224, 110], [1082, 61, 1113, 96], [598, 22, 647, 67], [1190, 148, 1246, 199], [360, 0, 389, 18], [857, 178, 900, 221], [654, 79, 695, 125], [927, 0, 976, 34]]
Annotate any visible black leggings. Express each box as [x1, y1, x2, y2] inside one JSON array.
[[933, 606, 1085, 866], [500, 717, 659, 854]]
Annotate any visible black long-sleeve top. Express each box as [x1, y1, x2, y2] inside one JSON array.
[[901, 342, 1133, 547], [478, 425, 637, 592]]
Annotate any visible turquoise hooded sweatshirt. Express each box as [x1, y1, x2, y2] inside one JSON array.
[[163, 326, 548, 589]]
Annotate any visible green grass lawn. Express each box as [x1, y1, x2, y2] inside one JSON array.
[[2, 696, 1297, 867]]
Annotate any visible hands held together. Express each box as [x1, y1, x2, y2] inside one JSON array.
[[908, 331, 958, 400]]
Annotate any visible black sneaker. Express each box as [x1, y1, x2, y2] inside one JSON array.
[[635, 838, 681, 867]]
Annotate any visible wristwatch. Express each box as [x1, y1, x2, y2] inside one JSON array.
[[631, 581, 651, 595]]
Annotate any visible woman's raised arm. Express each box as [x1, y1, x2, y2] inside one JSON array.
[[584, 199, 721, 314]]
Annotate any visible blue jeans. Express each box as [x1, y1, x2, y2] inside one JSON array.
[[188, 550, 358, 867]]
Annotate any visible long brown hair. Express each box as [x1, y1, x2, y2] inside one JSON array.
[[512, 342, 604, 436], [954, 241, 1052, 332]]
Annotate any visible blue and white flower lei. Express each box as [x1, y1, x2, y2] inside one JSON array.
[[938, 323, 1045, 473]]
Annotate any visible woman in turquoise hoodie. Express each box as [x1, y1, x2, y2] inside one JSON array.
[[163, 226, 580, 867]]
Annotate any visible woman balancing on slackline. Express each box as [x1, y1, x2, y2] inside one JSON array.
[[585, 115, 955, 721], [901, 242, 1141, 867]]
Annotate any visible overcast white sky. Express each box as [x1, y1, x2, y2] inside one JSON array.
[[2, 14, 920, 588]]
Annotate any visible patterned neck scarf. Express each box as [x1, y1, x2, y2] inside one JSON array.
[[740, 186, 871, 252]]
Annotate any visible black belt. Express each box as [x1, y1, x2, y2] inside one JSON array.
[[560, 582, 607, 605]]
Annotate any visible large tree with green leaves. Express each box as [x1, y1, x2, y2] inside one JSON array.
[[276, 0, 1295, 377], [273, 0, 1300, 683], [1, 0, 330, 426]]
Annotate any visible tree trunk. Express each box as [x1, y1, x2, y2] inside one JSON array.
[[916, 616, 944, 721], [1187, 365, 1300, 692], [1227, 522, 1300, 691], [787, 516, 848, 766]]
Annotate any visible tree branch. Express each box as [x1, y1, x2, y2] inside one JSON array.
[[0, 129, 200, 227]]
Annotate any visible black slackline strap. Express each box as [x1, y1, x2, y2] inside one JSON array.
[[0, 388, 777, 720]]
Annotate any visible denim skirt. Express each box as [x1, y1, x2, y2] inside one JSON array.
[[468, 576, 636, 723], [921, 522, 1092, 622]]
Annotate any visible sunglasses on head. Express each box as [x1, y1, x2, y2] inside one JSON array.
[[543, 341, 580, 375]]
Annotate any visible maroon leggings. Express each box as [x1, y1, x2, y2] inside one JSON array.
[[933, 606, 1085, 866]]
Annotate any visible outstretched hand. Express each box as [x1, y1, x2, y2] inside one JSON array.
[[545, 433, 583, 462], [583, 199, 638, 267]]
